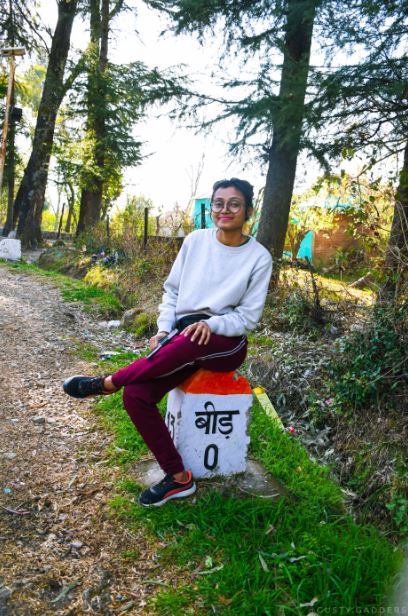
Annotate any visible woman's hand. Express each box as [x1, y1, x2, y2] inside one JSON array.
[[181, 321, 211, 345], [149, 331, 168, 350]]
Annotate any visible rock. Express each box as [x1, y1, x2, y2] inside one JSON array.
[[99, 320, 121, 329], [71, 540, 84, 549], [0, 586, 11, 601], [100, 351, 121, 360], [0, 238, 21, 261], [32, 416, 46, 425], [4, 452, 17, 460], [120, 307, 143, 329]]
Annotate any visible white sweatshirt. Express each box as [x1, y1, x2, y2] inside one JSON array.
[[157, 229, 273, 337]]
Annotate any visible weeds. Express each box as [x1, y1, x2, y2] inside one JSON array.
[[386, 497, 408, 536], [328, 304, 408, 412]]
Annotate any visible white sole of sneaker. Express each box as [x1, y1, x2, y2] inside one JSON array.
[[139, 482, 197, 507]]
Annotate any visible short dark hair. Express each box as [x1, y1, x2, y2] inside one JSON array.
[[211, 177, 254, 220]]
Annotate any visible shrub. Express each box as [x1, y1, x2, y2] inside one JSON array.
[[328, 304, 408, 411], [129, 312, 157, 338]]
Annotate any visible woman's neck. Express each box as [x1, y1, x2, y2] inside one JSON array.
[[216, 228, 246, 247]]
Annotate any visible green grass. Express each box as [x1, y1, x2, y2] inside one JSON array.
[[91, 351, 402, 615], [1, 259, 123, 316]]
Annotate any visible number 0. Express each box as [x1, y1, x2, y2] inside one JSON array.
[[204, 444, 218, 470]]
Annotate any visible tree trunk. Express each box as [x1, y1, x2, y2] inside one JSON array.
[[53, 185, 62, 232], [256, 0, 317, 284], [15, 0, 77, 248], [2, 88, 15, 237], [377, 139, 408, 302], [76, 0, 109, 236], [64, 183, 75, 233]]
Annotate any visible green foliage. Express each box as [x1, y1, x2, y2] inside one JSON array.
[[250, 400, 342, 509], [111, 194, 155, 239], [262, 269, 325, 335], [0, 0, 43, 54], [66, 49, 186, 199], [126, 312, 157, 338], [83, 263, 117, 290], [386, 497, 408, 537], [19, 64, 47, 115], [311, 1, 408, 170], [328, 304, 408, 411], [75, 221, 113, 254]]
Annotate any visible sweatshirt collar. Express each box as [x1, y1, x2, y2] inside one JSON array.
[[211, 228, 253, 251]]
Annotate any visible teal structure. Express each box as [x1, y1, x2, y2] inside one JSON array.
[[193, 198, 213, 229]]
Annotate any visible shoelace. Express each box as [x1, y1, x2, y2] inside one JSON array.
[[79, 377, 103, 395]]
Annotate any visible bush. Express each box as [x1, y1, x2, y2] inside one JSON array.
[[261, 266, 325, 334], [328, 304, 408, 412], [129, 312, 157, 338]]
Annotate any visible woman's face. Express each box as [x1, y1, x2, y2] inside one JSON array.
[[211, 186, 251, 232]]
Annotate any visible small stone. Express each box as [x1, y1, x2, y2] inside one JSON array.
[[99, 320, 121, 329], [0, 586, 11, 601], [32, 416, 46, 425], [100, 351, 120, 361], [71, 540, 84, 549], [4, 452, 17, 460]]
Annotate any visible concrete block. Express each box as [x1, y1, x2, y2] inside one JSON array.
[[165, 369, 252, 478], [0, 238, 21, 261]]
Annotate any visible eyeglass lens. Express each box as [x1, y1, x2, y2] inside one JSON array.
[[211, 199, 244, 212]]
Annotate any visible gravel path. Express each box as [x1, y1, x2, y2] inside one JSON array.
[[0, 263, 157, 615]]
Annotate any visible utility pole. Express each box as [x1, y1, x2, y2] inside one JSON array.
[[0, 47, 25, 198]]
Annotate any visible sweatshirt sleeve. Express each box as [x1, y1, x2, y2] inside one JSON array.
[[205, 252, 272, 337], [157, 237, 190, 333]]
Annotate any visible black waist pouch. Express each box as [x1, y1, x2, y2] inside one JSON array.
[[176, 313, 210, 330]]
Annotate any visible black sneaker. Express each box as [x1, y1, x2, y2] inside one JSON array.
[[138, 470, 196, 507], [63, 375, 110, 398]]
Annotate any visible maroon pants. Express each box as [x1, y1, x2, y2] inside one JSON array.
[[111, 333, 247, 475]]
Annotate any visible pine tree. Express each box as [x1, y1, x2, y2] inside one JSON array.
[[309, 0, 408, 300], [73, 1, 186, 235], [144, 0, 321, 282]]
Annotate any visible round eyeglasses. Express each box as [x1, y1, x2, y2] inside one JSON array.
[[211, 199, 245, 213]]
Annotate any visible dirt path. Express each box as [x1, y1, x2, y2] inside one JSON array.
[[0, 264, 158, 615]]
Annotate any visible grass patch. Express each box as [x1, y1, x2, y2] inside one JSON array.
[[89, 352, 401, 614], [1, 259, 123, 317]]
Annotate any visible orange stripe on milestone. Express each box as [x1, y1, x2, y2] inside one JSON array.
[[179, 368, 252, 394]]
